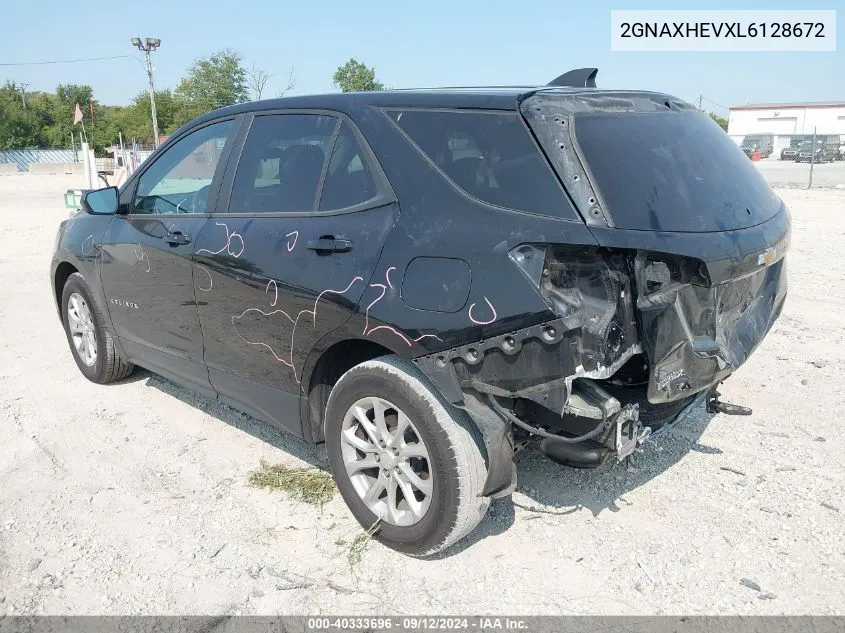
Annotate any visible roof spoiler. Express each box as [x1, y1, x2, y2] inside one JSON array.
[[547, 68, 598, 88]]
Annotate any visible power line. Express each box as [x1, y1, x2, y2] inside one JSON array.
[[0, 54, 134, 66], [697, 94, 731, 112]]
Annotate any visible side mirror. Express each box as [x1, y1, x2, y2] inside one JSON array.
[[81, 186, 119, 215]]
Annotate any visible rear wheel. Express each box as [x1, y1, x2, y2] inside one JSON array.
[[325, 356, 490, 556], [61, 273, 134, 383]]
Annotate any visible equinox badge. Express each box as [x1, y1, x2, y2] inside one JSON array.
[[110, 298, 139, 310]]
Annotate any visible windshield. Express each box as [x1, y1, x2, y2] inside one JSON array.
[[570, 111, 783, 232], [742, 136, 767, 147]]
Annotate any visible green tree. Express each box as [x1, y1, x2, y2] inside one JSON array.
[[0, 82, 45, 149], [0, 50, 256, 151], [175, 49, 249, 117], [333, 58, 384, 92], [41, 83, 97, 149], [710, 113, 728, 132]]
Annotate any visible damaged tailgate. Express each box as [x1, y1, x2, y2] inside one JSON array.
[[521, 89, 790, 403]]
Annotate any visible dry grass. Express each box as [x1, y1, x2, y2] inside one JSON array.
[[345, 519, 381, 568], [248, 459, 335, 506]]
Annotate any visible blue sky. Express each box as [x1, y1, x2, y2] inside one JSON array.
[[1, 0, 841, 110]]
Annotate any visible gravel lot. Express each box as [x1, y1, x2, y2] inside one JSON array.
[[1, 175, 843, 616]]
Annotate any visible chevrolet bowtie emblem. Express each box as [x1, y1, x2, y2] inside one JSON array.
[[757, 247, 778, 267]]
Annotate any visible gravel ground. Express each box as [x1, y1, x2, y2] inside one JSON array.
[[1, 175, 843, 615]]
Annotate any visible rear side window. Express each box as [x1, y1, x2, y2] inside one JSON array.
[[229, 114, 336, 213], [319, 122, 378, 211], [387, 109, 572, 217]]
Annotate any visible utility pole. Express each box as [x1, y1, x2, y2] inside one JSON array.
[[808, 126, 817, 189], [20, 83, 29, 111], [131, 37, 162, 148], [698, 94, 703, 111]]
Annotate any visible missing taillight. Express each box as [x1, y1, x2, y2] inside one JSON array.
[[636, 252, 710, 294], [508, 244, 546, 287], [644, 260, 672, 293]]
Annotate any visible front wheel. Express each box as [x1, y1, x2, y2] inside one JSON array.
[[325, 356, 490, 556], [61, 273, 134, 383]]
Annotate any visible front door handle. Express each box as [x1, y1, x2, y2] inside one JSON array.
[[306, 237, 353, 253], [164, 232, 192, 246]]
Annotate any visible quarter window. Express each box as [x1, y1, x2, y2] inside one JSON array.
[[318, 122, 378, 211], [229, 114, 336, 214], [388, 109, 569, 217], [134, 120, 233, 214]]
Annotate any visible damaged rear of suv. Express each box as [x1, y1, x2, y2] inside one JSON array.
[[337, 70, 788, 554]]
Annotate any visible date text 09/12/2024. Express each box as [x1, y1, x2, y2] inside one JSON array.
[[307, 617, 528, 631]]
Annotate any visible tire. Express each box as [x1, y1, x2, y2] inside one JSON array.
[[325, 355, 490, 556], [61, 272, 134, 384]]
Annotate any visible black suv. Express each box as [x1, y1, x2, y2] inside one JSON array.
[[51, 68, 789, 555], [740, 134, 774, 158]]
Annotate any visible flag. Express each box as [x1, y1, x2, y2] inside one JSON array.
[[73, 103, 83, 125]]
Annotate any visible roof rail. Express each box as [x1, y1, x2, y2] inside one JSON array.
[[547, 68, 598, 88]]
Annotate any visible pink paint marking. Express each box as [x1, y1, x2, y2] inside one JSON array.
[[360, 266, 444, 347], [266, 279, 278, 306], [285, 231, 298, 252], [305, 276, 365, 327], [232, 276, 364, 384], [468, 296, 497, 325], [413, 333, 443, 343], [228, 233, 245, 257], [81, 234, 95, 257], [362, 283, 387, 335], [288, 276, 364, 383], [196, 222, 245, 258], [385, 266, 397, 290], [231, 307, 296, 367], [196, 265, 213, 292], [367, 325, 413, 347], [134, 243, 151, 273]]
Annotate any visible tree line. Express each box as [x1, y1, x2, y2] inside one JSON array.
[[0, 49, 734, 153], [0, 54, 383, 153]]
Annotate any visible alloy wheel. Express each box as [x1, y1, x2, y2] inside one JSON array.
[[340, 396, 434, 526], [67, 292, 97, 366]]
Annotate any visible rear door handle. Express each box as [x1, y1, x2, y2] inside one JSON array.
[[164, 232, 192, 245], [306, 237, 353, 253]]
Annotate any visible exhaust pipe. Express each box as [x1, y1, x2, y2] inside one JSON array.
[[539, 438, 610, 469]]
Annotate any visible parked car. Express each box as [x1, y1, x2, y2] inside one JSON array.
[[779, 136, 807, 161], [740, 134, 774, 158], [51, 68, 790, 555], [795, 139, 836, 163]]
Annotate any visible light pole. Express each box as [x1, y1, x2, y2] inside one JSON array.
[[131, 37, 162, 148]]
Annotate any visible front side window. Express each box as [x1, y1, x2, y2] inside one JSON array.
[[229, 114, 336, 213], [387, 109, 569, 217], [134, 120, 233, 214]]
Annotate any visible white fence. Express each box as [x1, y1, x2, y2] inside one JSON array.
[[0, 148, 154, 174], [728, 134, 845, 188], [0, 149, 78, 172]]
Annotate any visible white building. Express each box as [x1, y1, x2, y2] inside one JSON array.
[[728, 101, 845, 137]]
